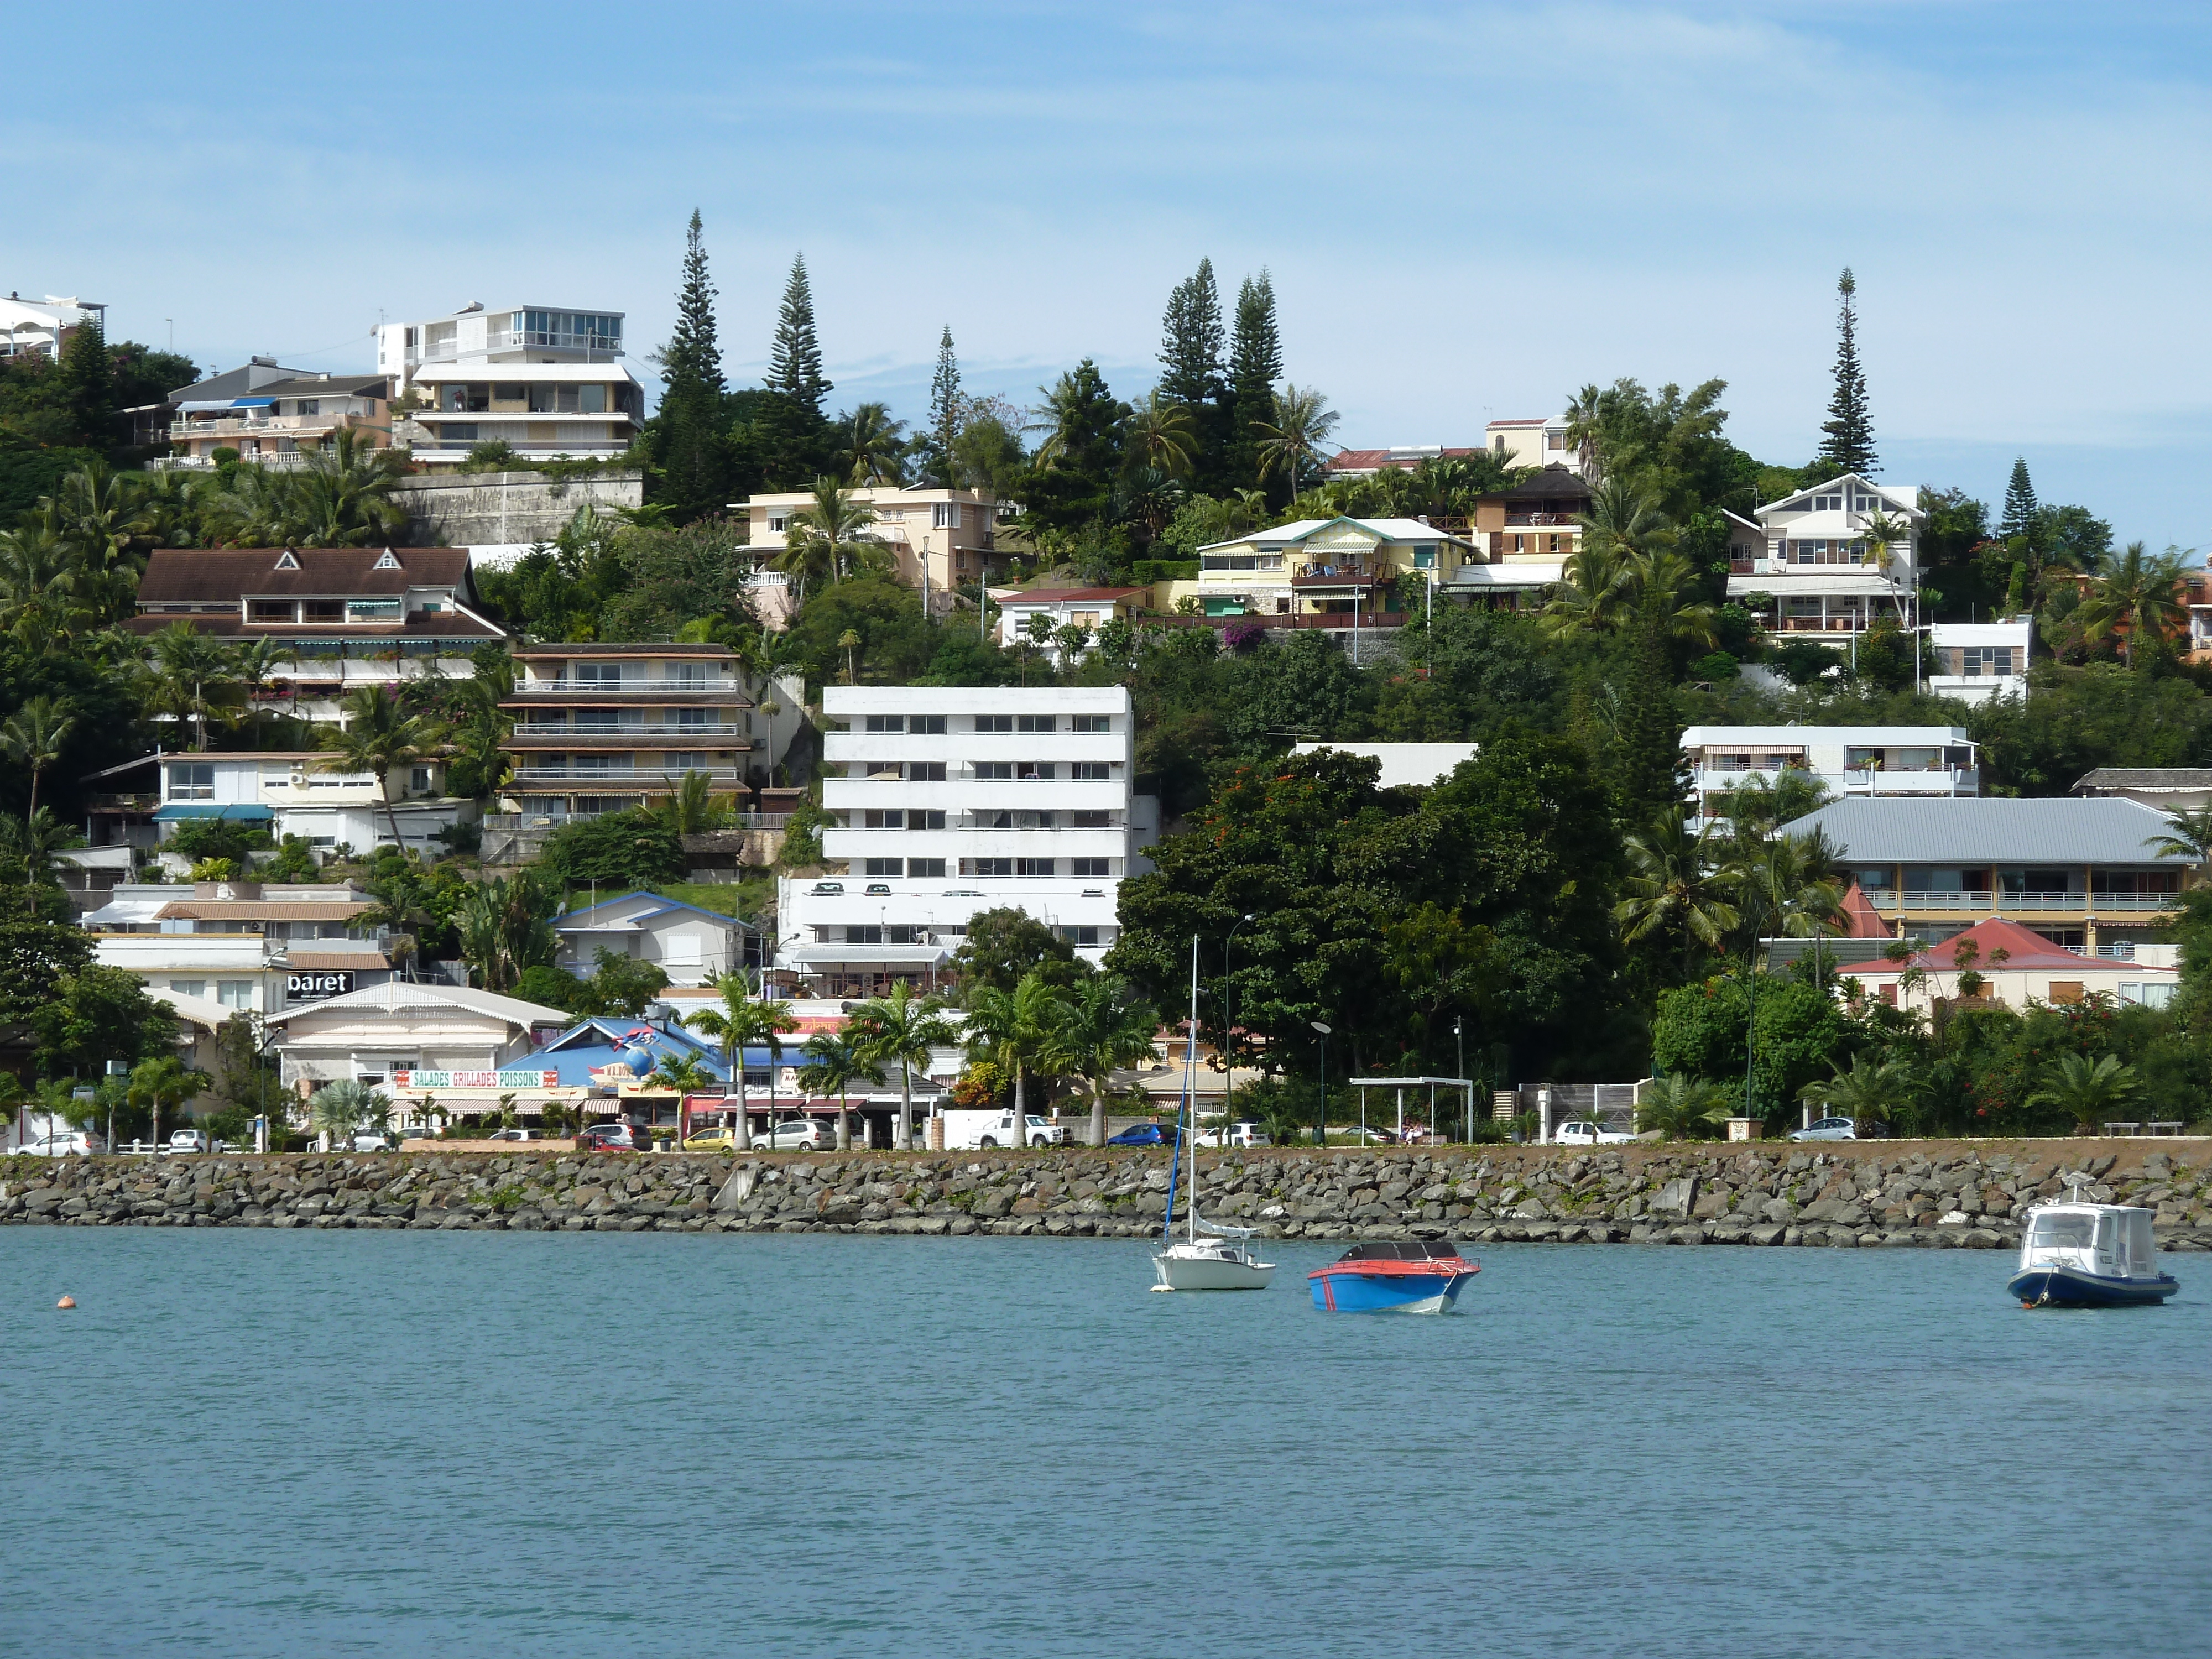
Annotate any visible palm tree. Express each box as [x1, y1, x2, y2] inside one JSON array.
[[1539, 539, 1638, 638], [293, 429, 410, 546], [797, 1032, 885, 1152], [959, 972, 1072, 1143], [317, 684, 434, 851], [1859, 510, 1913, 623], [837, 628, 862, 685], [452, 870, 559, 992], [1563, 384, 1606, 480], [307, 1077, 383, 1151], [229, 637, 296, 744], [143, 620, 243, 750], [645, 1050, 718, 1142], [1798, 1054, 1921, 1136], [2145, 805, 2212, 869], [1629, 549, 1720, 651], [2079, 541, 2188, 669], [199, 465, 305, 548], [685, 972, 799, 1147], [1252, 384, 1340, 503], [846, 982, 958, 1151], [132, 1056, 207, 1154], [790, 476, 877, 587], [842, 403, 909, 486], [1, 694, 74, 835], [1580, 477, 1671, 564], [0, 517, 91, 650], [2026, 1052, 2142, 1137], [1728, 827, 1846, 962], [659, 768, 733, 834], [1635, 1074, 1731, 1140], [1615, 812, 1740, 979], [1041, 974, 1159, 1146], [1126, 391, 1198, 479], [0, 807, 78, 904]]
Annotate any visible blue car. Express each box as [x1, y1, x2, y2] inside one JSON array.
[[1107, 1124, 1169, 1146]]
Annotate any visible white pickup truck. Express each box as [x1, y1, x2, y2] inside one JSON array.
[[939, 1109, 1065, 1150]]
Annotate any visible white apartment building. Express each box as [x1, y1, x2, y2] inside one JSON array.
[[378, 302, 644, 468], [1927, 617, 2032, 705], [83, 879, 395, 1020], [1728, 474, 1924, 644], [1681, 725, 1978, 818], [779, 686, 1159, 997], [155, 752, 476, 856], [0, 293, 98, 361]]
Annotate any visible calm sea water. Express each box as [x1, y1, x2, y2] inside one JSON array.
[[3, 1229, 2204, 1658]]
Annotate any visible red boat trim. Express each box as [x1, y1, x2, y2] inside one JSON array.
[[1306, 1259, 1479, 1281]]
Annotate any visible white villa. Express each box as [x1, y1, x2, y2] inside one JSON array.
[[1681, 726, 1979, 818], [378, 303, 644, 468], [1728, 474, 1925, 644], [154, 752, 476, 857]]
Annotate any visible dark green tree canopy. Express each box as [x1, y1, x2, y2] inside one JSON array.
[[950, 906, 1083, 997], [1815, 267, 1876, 477], [1158, 258, 1227, 407], [767, 253, 831, 421], [1999, 456, 2039, 540]]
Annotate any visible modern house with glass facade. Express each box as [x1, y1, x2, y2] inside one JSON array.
[[378, 302, 644, 468]]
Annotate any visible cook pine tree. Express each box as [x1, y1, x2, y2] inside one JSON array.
[[757, 253, 834, 487], [927, 326, 961, 487], [1815, 267, 1876, 477], [1229, 270, 1283, 500], [653, 208, 732, 520]]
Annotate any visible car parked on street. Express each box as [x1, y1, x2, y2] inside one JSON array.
[[1197, 1121, 1271, 1148], [750, 1118, 833, 1152], [1554, 1120, 1636, 1146], [680, 1125, 738, 1153], [576, 1122, 644, 1151], [485, 1127, 541, 1142], [350, 1131, 393, 1154], [16, 1129, 101, 1157], [1107, 1123, 1168, 1147], [167, 1129, 210, 1156], [1790, 1116, 1859, 1142]]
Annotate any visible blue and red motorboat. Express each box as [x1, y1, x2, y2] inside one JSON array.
[[1308, 1240, 1479, 1314]]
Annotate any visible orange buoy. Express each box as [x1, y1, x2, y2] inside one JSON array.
[[56, 1296, 75, 1310]]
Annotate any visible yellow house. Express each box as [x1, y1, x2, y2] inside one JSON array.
[[1162, 515, 1479, 619]]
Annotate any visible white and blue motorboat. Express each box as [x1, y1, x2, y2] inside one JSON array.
[[2008, 1180, 2178, 1308], [1308, 1241, 1479, 1314]]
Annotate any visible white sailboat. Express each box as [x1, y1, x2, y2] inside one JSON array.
[[1153, 936, 1275, 1292]]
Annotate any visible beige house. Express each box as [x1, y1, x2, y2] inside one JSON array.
[[1486, 416, 1583, 474], [167, 372, 394, 468], [743, 486, 1004, 608]]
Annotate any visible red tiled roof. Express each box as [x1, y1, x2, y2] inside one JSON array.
[[1843, 917, 2173, 976], [1325, 447, 1481, 472], [1839, 883, 1894, 940]]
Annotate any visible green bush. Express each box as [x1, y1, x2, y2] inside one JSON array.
[[540, 808, 685, 889]]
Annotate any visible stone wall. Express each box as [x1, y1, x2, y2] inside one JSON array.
[[4, 1140, 2206, 1246], [389, 469, 644, 549]]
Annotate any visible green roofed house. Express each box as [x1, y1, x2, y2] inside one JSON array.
[[1160, 515, 1479, 625]]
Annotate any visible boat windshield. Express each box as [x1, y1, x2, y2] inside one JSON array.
[[2028, 1214, 2095, 1249]]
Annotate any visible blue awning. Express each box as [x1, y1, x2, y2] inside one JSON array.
[[231, 396, 275, 408], [152, 804, 276, 822]]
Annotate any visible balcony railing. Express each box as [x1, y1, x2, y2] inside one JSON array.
[[1502, 512, 1580, 527], [505, 681, 744, 701], [1292, 566, 1383, 587], [510, 766, 748, 785], [510, 726, 747, 743], [1860, 890, 2179, 912]]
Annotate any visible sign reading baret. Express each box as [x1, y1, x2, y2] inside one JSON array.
[[286, 971, 355, 1001], [394, 1070, 560, 1091]]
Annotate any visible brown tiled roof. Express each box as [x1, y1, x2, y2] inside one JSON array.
[[154, 901, 371, 922], [284, 950, 392, 971], [137, 547, 472, 602]]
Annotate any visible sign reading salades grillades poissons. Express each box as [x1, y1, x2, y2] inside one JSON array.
[[394, 1071, 560, 1091]]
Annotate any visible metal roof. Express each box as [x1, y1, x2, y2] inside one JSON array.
[[2073, 769, 2212, 795], [1793, 797, 2187, 867]]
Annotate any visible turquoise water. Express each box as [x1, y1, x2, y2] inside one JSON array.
[[3, 1232, 2205, 1657]]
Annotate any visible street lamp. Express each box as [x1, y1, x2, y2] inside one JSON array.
[[1223, 912, 1256, 1133], [1310, 1021, 1331, 1148], [1454, 1016, 1467, 1142]]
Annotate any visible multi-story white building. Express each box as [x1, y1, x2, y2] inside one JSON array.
[[1681, 725, 1978, 818], [154, 752, 476, 856], [779, 686, 1159, 998], [83, 878, 396, 1020], [1728, 473, 1924, 644], [378, 302, 644, 469]]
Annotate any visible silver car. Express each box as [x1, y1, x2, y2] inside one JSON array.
[[750, 1118, 833, 1152], [1790, 1116, 1858, 1142]]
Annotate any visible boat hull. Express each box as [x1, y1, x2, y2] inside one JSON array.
[[1308, 1266, 1477, 1314], [1152, 1251, 1275, 1291], [2008, 1265, 2179, 1308]]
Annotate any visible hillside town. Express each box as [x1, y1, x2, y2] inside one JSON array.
[[2, 241, 2209, 1161]]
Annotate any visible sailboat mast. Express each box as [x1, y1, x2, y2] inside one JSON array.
[[1186, 935, 1199, 1244]]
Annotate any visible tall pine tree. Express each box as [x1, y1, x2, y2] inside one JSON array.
[[1229, 270, 1283, 499], [651, 209, 732, 520], [1157, 258, 1225, 405], [1998, 457, 2039, 540], [766, 254, 831, 420], [1814, 267, 1876, 477], [927, 326, 962, 487]]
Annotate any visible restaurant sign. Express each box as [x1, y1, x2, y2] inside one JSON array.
[[394, 1070, 560, 1091]]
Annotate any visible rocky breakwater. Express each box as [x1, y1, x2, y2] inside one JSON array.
[[1, 1140, 2206, 1248]]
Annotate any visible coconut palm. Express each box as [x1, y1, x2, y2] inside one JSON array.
[[842, 402, 909, 486], [143, 620, 243, 751], [1251, 384, 1340, 503], [198, 465, 304, 547], [1041, 973, 1159, 1146], [1538, 540, 1637, 638], [685, 973, 799, 1146], [132, 1056, 208, 1154], [959, 972, 1073, 1142], [659, 768, 733, 834], [1615, 812, 1740, 979], [0, 517, 91, 650], [317, 683, 434, 851], [1635, 1074, 1731, 1140], [1798, 1054, 1921, 1136], [1126, 390, 1198, 479], [1728, 827, 1846, 963], [2145, 805, 2212, 868], [846, 982, 958, 1151], [796, 1032, 885, 1152], [2026, 1052, 2142, 1137], [1580, 476, 1671, 564], [2078, 541, 2188, 669], [1563, 383, 1605, 480], [1629, 549, 1720, 651], [837, 628, 862, 684], [0, 694, 74, 834], [293, 429, 411, 546], [229, 637, 296, 743], [789, 476, 877, 587], [452, 870, 559, 992]]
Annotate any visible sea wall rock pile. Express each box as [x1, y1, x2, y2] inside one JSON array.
[[2, 1141, 2205, 1248]]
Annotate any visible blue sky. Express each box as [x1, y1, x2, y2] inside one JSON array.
[[14, 2, 2212, 545]]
